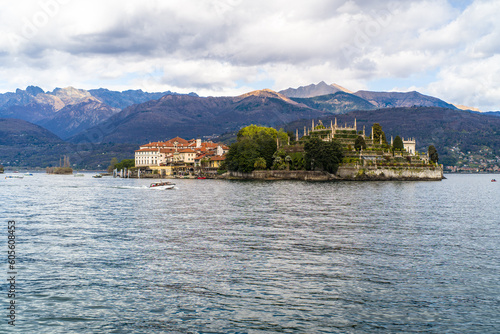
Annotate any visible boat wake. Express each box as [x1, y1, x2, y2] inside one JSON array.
[[111, 185, 149, 190]]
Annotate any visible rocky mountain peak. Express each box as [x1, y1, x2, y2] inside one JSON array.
[[279, 81, 352, 98], [234, 88, 302, 106], [49, 87, 92, 105], [26, 86, 45, 96]]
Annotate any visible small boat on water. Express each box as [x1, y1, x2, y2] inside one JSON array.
[[74, 173, 85, 177], [149, 181, 175, 190], [24, 173, 33, 176], [197, 176, 206, 179], [492, 179, 497, 182], [5, 175, 24, 179], [92, 174, 103, 178]]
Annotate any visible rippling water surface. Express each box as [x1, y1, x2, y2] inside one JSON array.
[[1, 173, 499, 333]]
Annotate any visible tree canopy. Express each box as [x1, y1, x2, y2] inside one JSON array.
[[304, 137, 344, 174], [226, 125, 345, 174], [428, 145, 439, 163], [226, 125, 289, 173], [354, 136, 367, 152], [393, 136, 404, 151], [115, 159, 135, 170], [225, 138, 261, 173], [237, 125, 288, 143], [372, 123, 387, 145], [254, 157, 266, 170]]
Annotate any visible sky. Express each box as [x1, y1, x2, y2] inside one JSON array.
[[0, 0, 499, 111]]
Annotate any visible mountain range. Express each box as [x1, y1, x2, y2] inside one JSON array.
[[70, 83, 477, 144], [0, 81, 498, 168], [69, 89, 324, 144], [0, 86, 196, 139]]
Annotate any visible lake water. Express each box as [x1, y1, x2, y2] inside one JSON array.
[[0, 173, 499, 333]]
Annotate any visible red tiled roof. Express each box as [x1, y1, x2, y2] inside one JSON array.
[[159, 148, 176, 153], [135, 148, 159, 152], [179, 149, 196, 153], [140, 142, 160, 148], [201, 142, 218, 149], [195, 153, 213, 160], [210, 155, 226, 161], [139, 139, 226, 153], [165, 137, 189, 146]]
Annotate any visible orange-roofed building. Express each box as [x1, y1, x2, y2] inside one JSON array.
[[209, 155, 226, 169], [135, 136, 228, 176]]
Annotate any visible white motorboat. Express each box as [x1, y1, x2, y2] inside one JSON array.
[[149, 181, 175, 190]]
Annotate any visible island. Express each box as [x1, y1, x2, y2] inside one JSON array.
[[125, 119, 443, 181], [222, 120, 443, 181], [46, 155, 73, 175]]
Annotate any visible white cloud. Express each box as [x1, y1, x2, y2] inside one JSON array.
[[0, 0, 499, 110]]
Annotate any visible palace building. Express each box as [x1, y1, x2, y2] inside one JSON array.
[[297, 118, 418, 156]]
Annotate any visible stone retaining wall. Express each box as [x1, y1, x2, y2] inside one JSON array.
[[337, 165, 443, 181], [224, 165, 443, 181], [226, 170, 335, 181]]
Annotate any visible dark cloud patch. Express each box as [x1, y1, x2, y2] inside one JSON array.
[[59, 7, 236, 58]]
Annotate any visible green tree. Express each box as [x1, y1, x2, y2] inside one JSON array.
[[321, 140, 344, 174], [217, 161, 227, 174], [254, 157, 267, 170], [226, 125, 287, 172], [372, 123, 387, 145], [255, 131, 277, 169], [115, 159, 135, 170], [428, 145, 439, 163], [237, 125, 277, 140], [290, 152, 305, 170], [108, 157, 118, 172], [225, 138, 260, 173], [304, 137, 322, 171], [354, 136, 367, 152], [393, 136, 404, 151], [304, 137, 343, 174], [277, 128, 289, 144], [272, 149, 287, 170]]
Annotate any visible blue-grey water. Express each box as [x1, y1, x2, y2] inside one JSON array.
[[0, 173, 499, 333]]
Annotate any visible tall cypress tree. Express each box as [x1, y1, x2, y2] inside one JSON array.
[[393, 136, 404, 151], [428, 145, 439, 163]]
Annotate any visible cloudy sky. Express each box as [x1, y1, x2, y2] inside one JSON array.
[[1, 0, 499, 110]]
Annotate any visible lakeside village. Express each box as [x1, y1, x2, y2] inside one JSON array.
[[103, 118, 443, 181]]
